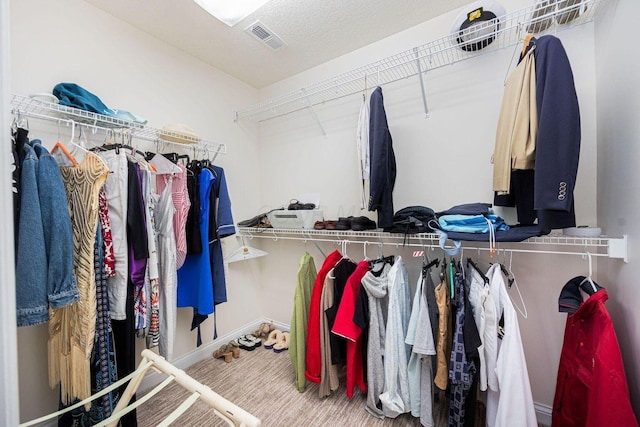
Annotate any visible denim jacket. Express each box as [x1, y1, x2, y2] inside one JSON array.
[[16, 141, 78, 327]]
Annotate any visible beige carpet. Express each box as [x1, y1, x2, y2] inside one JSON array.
[[136, 345, 541, 426]]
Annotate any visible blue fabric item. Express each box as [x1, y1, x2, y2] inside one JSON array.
[[433, 228, 462, 256], [16, 143, 49, 326], [177, 168, 215, 315], [53, 83, 115, 116], [53, 83, 147, 125], [448, 271, 477, 426], [209, 165, 235, 306], [438, 214, 509, 233], [444, 225, 548, 242], [436, 203, 492, 217], [31, 141, 78, 310], [368, 87, 396, 229]]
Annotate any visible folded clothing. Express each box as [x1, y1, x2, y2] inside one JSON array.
[[438, 214, 509, 233]]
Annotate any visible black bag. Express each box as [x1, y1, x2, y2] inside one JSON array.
[[384, 206, 436, 234], [237, 208, 284, 228]]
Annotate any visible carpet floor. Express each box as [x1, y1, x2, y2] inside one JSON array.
[[135, 345, 542, 426]]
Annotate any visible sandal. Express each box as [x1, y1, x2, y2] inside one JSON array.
[[213, 344, 233, 363], [264, 330, 283, 349], [253, 322, 275, 339], [237, 335, 258, 351], [273, 332, 290, 353], [227, 340, 240, 359]]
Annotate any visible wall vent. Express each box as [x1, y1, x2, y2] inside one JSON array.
[[245, 20, 286, 51]]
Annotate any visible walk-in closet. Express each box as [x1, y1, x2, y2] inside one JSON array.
[[1, 0, 639, 425]]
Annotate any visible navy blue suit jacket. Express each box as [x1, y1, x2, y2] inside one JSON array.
[[368, 87, 396, 228]]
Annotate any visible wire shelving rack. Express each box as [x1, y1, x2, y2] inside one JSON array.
[[233, 0, 608, 123]]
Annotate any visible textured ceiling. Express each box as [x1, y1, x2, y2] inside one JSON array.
[[83, 0, 474, 88]]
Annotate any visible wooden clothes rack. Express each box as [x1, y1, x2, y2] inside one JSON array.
[[21, 349, 261, 427]]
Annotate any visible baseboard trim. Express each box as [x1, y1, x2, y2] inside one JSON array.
[[535, 402, 552, 426]]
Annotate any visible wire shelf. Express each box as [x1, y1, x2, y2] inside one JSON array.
[[10, 94, 227, 156], [234, 0, 607, 122], [236, 226, 627, 260]]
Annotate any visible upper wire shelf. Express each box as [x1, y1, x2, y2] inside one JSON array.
[[234, 0, 608, 123], [236, 226, 628, 261], [10, 94, 227, 156]]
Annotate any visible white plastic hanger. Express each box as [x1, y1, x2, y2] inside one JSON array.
[[227, 237, 268, 263], [506, 250, 528, 319], [580, 252, 598, 294]]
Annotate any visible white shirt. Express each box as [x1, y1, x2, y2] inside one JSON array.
[[485, 264, 537, 427], [356, 94, 370, 209]]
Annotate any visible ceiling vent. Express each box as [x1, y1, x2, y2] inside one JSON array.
[[245, 20, 287, 51]]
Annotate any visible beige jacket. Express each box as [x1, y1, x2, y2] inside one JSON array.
[[492, 49, 537, 195]]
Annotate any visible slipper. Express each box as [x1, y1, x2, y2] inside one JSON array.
[[264, 330, 283, 349], [213, 344, 233, 362], [227, 340, 240, 358], [243, 333, 262, 347], [253, 322, 275, 339], [273, 332, 290, 353], [236, 336, 258, 351]]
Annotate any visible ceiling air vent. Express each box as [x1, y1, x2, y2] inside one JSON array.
[[245, 20, 287, 51]]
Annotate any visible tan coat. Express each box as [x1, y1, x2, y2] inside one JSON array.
[[493, 49, 537, 195]]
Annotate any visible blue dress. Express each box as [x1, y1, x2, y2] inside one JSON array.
[[177, 168, 215, 315]]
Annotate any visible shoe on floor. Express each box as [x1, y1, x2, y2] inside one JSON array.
[[237, 335, 259, 351], [273, 332, 290, 353], [213, 345, 233, 362], [264, 330, 283, 349], [227, 340, 240, 358]]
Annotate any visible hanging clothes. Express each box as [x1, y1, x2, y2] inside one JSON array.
[[177, 167, 215, 333], [331, 260, 369, 398], [319, 267, 340, 398], [380, 256, 411, 418], [49, 152, 109, 405], [96, 149, 130, 321], [447, 267, 480, 427], [552, 278, 638, 427], [356, 94, 370, 210], [485, 263, 537, 427], [128, 162, 149, 334], [16, 139, 78, 327], [433, 276, 451, 391], [290, 252, 317, 392], [305, 250, 343, 384], [207, 164, 235, 306], [405, 270, 436, 425], [58, 225, 119, 425], [155, 180, 178, 360], [360, 262, 391, 419], [155, 160, 190, 269], [494, 35, 580, 230], [368, 86, 396, 229], [492, 47, 537, 198]]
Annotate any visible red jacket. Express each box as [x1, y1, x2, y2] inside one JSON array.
[[331, 261, 370, 397], [305, 250, 342, 383], [553, 287, 638, 427]]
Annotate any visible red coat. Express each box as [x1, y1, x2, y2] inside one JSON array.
[[305, 250, 342, 383], [553, 287, 638, 427], [331, 261, 370, 397]]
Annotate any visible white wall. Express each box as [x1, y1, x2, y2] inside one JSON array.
[[255, 0, 603, 415], [595, 0, 640, 414], [10, 0, 263, 422]]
